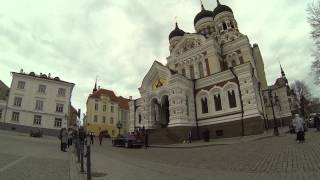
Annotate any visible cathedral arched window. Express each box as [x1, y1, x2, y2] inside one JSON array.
[[222, 22, 227, 30], [231, 60, 236, 67], [214, 94, 222, 111], [182, 68, 186, 76], [201, 97, 208, 114], [138, 114, 142, 124], [189, 65, 194, 79], [228, 90, 237, 108], [198, 62, 204, 78]]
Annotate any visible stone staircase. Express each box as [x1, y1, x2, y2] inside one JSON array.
[[148, 127, 191, 145]]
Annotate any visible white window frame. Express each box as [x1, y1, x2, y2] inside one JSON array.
[[13, 97, 22, 107], [35, 100, 44, 111], [57, 88, 66, 97], [11, 112, 19, 122], [56, 103, 64, 113], [38, 84, 46, 94], [33, 115, 42, 125], [54, 118, 62, 127], [17, 81, 25, 89]]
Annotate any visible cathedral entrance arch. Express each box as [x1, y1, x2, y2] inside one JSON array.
[[160, 95, 170, 128], [150, 95, 170, 128]]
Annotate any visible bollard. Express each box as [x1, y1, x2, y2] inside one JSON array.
[[80, 142, 85, 173], [86, 145, 92, 180], [76, 138, 80, 163]]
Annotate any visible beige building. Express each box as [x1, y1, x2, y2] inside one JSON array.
[[86, 84, 129, 137]]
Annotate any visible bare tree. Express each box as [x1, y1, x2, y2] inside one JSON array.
[[307, 2, 320, 84], [290, 80, 312, 117]]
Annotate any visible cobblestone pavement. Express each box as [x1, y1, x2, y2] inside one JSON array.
[[88, 130, 320, 180], [0, 130, 70, 180]]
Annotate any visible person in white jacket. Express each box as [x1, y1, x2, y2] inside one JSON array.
[[293, 114, 305, 143]]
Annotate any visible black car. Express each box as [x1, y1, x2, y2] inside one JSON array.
[[30, 128, 43, 137], [112, 134, 144, 148]]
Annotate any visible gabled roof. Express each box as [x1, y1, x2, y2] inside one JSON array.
[[88, 88, 130, 109]]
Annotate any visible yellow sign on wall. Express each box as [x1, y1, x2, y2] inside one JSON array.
[[152, 79, 166, 90]]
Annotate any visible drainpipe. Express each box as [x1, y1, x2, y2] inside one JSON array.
[[133, 100, 136, 131], [193, 79, 200, 140], [229, 67, 245, 136]]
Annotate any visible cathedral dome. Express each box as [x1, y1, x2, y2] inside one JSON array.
[[194, 5, 213, 25], [213, 0, 233, 19], [169, 23, 185, 40]]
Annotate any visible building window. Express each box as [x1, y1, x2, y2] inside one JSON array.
[[33, 115, 42, 125], [198, 62, 204, 78], [103, 104, 106, 112], [11, 112, 19, 122], [56, 103, 64, 113], [95, 103, 98, 111], [13, 97, 22, 107], [94, 115, 97, 122], [110, 117, 114, 124], [0, 109, 2, 119], [214, 94, 222, 111], [201, 97, 208, 114], [182, 68, 186, 76], [35, 100, 44, 111], [222, 22, 227, 30], [111, 106, 114, 113], [102, 116, 106, 123], [17, 81, 25, 89], [58, 88, 66, 96], [54, 118, 62, 127], [228, 90, 237, 108], [38, 84, 46, 93]]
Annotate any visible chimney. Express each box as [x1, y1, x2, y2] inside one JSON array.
[[20, 69, 23, 73], [98, 86, 101, 90], [129, 96, 132, 100], [48, 73, 51, 78]]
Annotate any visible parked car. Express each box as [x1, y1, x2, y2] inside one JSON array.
[[30, 128, 43, 137], [112, 134, 144, 148]]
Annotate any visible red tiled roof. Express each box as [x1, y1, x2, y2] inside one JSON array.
[[88, 89, 130, 110]]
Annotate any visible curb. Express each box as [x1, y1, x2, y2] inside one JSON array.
[[149, 134, 276, 149], [69, 152, 86, 180]]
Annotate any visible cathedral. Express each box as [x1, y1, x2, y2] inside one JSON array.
[[128, 0, 292, 144]]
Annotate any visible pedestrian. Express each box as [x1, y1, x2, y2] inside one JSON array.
[[314, 115, 320, 131], [61, 128, 68, 152], [294, 114, 305, 143], [188, 130, 192, 143], [144, 129, 149, 149], [59, 128, 63, 151], [99, 132, 103, 145], [67, 128, 73, 148], [90, 132, 94, 145]]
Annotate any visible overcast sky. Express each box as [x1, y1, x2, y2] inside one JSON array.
[[0, 0, 316, 113]]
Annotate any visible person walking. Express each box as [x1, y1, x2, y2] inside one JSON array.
[[90, 132, 94, 145], [99, 132, 103, 145], [61, 128, 68, 152], [294, 114, 305, 143], [188, 130, 192, 143]]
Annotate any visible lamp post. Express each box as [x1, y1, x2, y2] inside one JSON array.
[[116, 121, 122, 137], [268, 88, 279, 136]]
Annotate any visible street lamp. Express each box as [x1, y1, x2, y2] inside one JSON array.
[[268, 88, 279, 136], [116, 121, 123, 137]]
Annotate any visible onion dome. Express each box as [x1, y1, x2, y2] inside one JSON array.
[[194, 2, 213, 25], [213, 0, 233, 18], [169, 23, 185, 40]]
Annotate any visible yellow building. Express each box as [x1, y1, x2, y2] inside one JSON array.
[[86, 84, 129, 137]]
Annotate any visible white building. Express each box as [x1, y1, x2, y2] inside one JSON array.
[[128, 1, 293, 144], [1, 71, 74, 136]]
